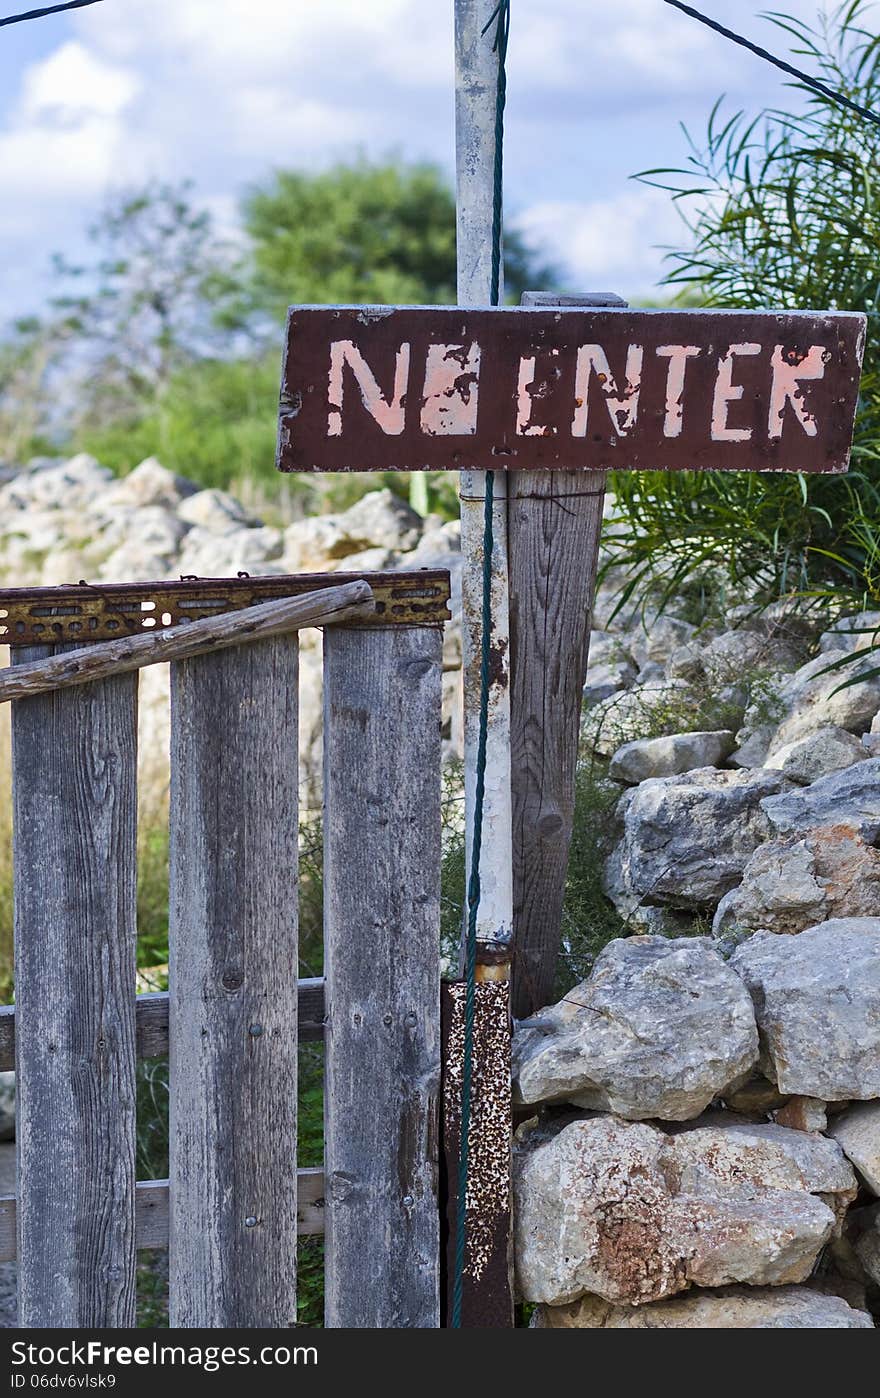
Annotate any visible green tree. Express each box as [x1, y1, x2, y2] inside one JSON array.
[[56, 181, 233, 443], [606, 1, 880, 609], [225, 157, 554, 334], [0, 317, 63, 461]]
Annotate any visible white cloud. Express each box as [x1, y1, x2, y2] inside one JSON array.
[[20, 41, 140, 122], [517, 186, 692, 300], [0, 43, 142, 217], [0, 0, 873, 318]]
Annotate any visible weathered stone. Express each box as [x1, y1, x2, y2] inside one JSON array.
[[402, 518, 460, 566], [532, 1285, 873, 1328], [633, 660, 666, 687], [512, 937, 757, 1121], [604, 767, 786, 916], [766, 725, 868, 785], [669, 627, 804, 685], [0, 452, 112, 511], [731, 723, 778, 769], [608, 731, 735, 784], [96, 505, 188, 560], [738, 651, 880, 766], [712, 827, 880, 940], [731, 919, 880, 1100], [627, 616, 696, 671], [282, 488, 421, 571], [98, 457, 198, 511], [818, 611, 880, 655], [760, 759, 880, 842], [514, 1114, 855, 1306], [326, 546, 400, 573], [775, 1097, 828, 1133], [176, 487, 260, 532], [0, 1072, 14, 1142], [583, 659, 637, 706], [332, 487, 422, 552], [828, 1101, 880, 1195], [723, 1076, 788, 1114], [176, 524, 284, 576], [584, 679, 693, 755], [99, 546, 175, 584], [853, 1202, 880, 1286]]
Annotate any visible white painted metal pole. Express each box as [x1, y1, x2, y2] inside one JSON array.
[[454, 0, 513, 963]]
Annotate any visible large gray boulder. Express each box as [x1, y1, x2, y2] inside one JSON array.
[[532, 1285, 873, 1328], [854, 1202, 880, 1286], [731, 919, 880, 1100], [818, 612, 880, 655], [608, 731, 736, 784], [176, 487, 259, 532], [176, 524, 284, 577], [98, 457, 198, 511], [736, 652, 880, 766], [282, 488, 421, 571], [96, 505, 188, 561], [668, 626, 805, 685], [604, 767, 787, 916], [759, 759, 880, 842], [0, 453, 112, 511], [512, 937, 757, 1121], [828, 1101, 880, 1196], [765, 725, 868, 785], [583, 634, 637, 706], [713, 828, 880, 940], [514, 1114, 855, 1306]]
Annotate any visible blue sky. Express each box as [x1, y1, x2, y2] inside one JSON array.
[[0, 1, 868, 320]]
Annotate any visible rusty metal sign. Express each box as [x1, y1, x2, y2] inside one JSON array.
[[0, 569, 451, 647], [277, 306, 866, 475]]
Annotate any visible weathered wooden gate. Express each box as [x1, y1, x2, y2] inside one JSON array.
[[0, 568, 450, 1328]]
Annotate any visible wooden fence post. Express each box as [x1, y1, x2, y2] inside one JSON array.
[[11, 647, 138, 1327], [508, 291, 626, 1018], [322, 624, 442, 1328], [168, 636, 300, 1327]]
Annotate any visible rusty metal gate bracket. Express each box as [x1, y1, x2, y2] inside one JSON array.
[[0, 569, 451, 647]]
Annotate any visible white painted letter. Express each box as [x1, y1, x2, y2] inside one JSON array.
[[420, 342, 481, 435], [328, 339, 410, 436], [516, 356, 559, 436], [711, 342, 761, 442], [768, 344, 826, 438], [656, 345, 701, 437], [572, 344, 644, 438]]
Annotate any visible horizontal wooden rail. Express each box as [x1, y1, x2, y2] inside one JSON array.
[[0, 569, 452, 646], [0, 979, 325, 1070], [0, 584, 374, 703], [0, 1169, 325, 1263]]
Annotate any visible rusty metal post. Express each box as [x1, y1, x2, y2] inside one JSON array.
[[442, 0, 514, 1327]]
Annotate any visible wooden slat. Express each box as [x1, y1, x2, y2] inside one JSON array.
[[0, 1169, 325, 1263], [0, 980, 325, 1072], [323, 625, 442, 1328], [11, 647, 138, 1326], [507, 291, 623, 1017], [169, 637, 300, 1328], [508, 468, 606, 1015]]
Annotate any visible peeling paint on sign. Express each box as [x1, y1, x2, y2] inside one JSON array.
[[277, 306, 865, 475]]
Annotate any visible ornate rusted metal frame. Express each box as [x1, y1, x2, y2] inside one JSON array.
[[0, 569, 451, 647]]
